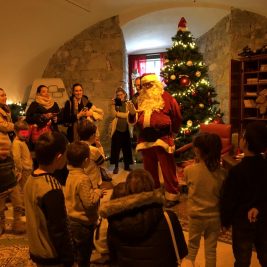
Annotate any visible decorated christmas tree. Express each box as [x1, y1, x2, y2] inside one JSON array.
[[161, 17, 223, 160]]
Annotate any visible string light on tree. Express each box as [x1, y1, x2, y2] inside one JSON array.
[[160, 17, 223, 160]]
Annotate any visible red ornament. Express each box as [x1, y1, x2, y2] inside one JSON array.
[[184, 129, 191, 135], [179, 76, 191, 86], [213, 117, 223, 124], [164, 79, 169, 85], [192, 90, 197, 96]]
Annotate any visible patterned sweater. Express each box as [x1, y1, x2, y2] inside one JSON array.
[[65, 166, 102, 225]]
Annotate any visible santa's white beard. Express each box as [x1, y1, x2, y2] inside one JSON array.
[[138, 84, 165, 112]]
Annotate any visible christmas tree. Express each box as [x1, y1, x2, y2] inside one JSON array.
[[161, 17, 223, 160]]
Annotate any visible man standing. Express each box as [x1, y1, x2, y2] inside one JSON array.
[[127, 73, 182, 207]]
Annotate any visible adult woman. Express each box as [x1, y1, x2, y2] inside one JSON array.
[[99, 169, 188, 267], [0, 88, 14, 138], [63, 83, 103, 142], [110, 88, 133, 174], [26, 85, 60, 144]]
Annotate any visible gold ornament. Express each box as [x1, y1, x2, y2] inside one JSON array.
[[164, 59, 169, 64], [199, 103, 204, 108], [187, 120, 193, 127], [186, 60, 193, 66], [170, 74, 176, 80], [195, 71, 201, 77]]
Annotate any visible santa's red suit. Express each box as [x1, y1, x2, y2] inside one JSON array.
[[129, 74, 182, 202]]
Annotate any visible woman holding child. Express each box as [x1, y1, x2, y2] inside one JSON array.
[[63, 83, 104, 142]]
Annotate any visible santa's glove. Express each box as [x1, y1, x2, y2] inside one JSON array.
[[127, 101, 136, 115]]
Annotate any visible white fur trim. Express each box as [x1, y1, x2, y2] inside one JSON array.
[[136, 139, 175, 154]]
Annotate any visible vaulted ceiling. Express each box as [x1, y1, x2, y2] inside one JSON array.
[[1, 0, 266, 102]]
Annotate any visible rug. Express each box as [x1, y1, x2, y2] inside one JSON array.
[[173, 194, 232, 245], [0, 194, 232, 267]]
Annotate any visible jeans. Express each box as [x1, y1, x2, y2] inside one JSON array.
[[232, 217, 267, 267], [187, 216, 221, 267], [70, 220, 95, 267]]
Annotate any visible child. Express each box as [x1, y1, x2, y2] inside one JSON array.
[[77, 119, 111, 188], [65, 141, 106, 267], [221, 121, 267, 267], [0, 132, 25, 235], [184, 132, 226, 267], [23, 131, 75, 267], [12, 120, 33, 201]]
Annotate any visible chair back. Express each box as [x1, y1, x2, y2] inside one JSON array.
[[200, 123, 232, 154]]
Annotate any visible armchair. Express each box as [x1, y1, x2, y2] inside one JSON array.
[[175, 123, 233, 156]]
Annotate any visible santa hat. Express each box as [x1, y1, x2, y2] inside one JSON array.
[[178, 17, 187, 31], [141, 73, 159, 84]]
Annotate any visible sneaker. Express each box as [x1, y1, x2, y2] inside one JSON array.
[[113, 167, 119, 174], [124, 167, 132, 172]]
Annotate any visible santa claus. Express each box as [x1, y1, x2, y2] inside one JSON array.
[[127, 73, 182, 207]]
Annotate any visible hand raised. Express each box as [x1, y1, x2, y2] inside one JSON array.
[[127, 101, 136, 115]]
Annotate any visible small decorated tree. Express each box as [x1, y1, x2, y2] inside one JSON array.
[[161, 17, 223, 160]]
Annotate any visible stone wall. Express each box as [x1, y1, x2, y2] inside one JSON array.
[[43, 16, 126, 152], [197, 8, 267, 123]]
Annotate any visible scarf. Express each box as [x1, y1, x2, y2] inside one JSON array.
[[35, 95, 54, 109]]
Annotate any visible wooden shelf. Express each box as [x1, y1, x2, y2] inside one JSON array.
[[230, 55, 267, 133]]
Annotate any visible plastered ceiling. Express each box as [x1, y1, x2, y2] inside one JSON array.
[[0, 0, 266, 101]]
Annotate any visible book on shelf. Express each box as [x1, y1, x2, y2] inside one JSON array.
[[244, 99, 256, 108], [259, 79, 267, 83], [245, 92, 257, 97], [246, 78, 258, 84], [260, 64, 267, 71]]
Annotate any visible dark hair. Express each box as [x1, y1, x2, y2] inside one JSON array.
[[77, 120, 97, 141], [72, 83, 83, 92], [35, 132, 68, 165], [125, 169, 155, 194], [243, 121, 267, 154], [193, 132, 222, 172], [36, 85, 48, 94], [111, 182, 127, 200], [115, 87, 126, 95], [14, 120, 29, 132], [67, 141, 89, 167]]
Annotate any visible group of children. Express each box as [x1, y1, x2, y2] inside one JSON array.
[[1, 109, 266, 267], [0, 117, 109, 267], [184, 121, 267, 267]]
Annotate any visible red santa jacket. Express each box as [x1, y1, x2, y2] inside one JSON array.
[[129, 91, 182, 153]]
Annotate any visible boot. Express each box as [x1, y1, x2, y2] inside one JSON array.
[[0, 211, 5, 235], [12, 207, 26, 234]]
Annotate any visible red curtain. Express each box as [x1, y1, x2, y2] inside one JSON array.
[[128, 52, 166, 97]]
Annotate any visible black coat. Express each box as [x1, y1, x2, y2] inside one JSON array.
[[26, 101, 60, 131], [99, 190, 188, 267], [62, 95, 92, 142], [221, 155, 267, 228]]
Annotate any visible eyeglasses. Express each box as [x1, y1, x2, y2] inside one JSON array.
[[141, 82, 153, 89]]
